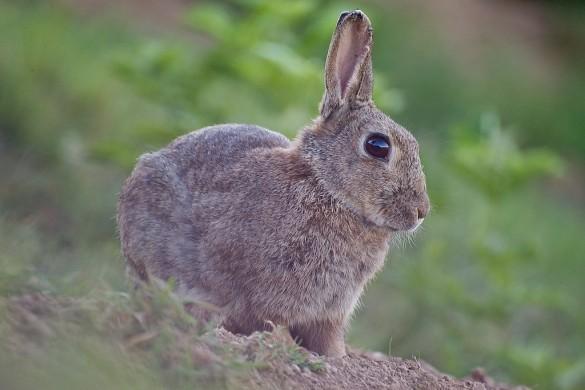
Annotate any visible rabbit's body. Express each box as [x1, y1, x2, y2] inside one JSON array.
[[118, 11, 429, 357], [119, 124, 390, 336]]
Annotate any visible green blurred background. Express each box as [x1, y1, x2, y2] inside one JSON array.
[[1, 0, 584, 388]]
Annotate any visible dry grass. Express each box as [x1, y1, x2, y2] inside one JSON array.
[[0, 283, 526, 390]]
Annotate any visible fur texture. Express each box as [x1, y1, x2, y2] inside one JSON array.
[[117, 10, 429, 357]]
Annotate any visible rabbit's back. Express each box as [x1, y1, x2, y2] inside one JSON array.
[[117, 10, 429, 357], [117, 124, 290, 286], [168, 124, 289, 170]]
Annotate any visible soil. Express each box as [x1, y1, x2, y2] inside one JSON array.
[[3, 293, 530, 390], [214, 328, 529, 390]]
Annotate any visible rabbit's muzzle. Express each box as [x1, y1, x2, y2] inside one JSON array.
[[416, 193, 430, 220], [377, 186, 430, 232], [410, 192, 430, 232]]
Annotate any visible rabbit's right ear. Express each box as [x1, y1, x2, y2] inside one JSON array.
[[320, 10, 374, 119]]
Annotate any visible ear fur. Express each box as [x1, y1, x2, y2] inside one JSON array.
[[320, 10, 374, 119]]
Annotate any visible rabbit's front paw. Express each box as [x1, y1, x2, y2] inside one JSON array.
[[290, 319, 346, 357]]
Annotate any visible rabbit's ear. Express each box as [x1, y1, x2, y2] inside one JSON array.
[[320, 10, 374, 119]]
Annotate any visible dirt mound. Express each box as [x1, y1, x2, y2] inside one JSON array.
[[215, 328, 528, 390], [2, 293, 528, 390]]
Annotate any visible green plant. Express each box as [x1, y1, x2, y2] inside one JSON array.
[[449, 112, 565, 200]]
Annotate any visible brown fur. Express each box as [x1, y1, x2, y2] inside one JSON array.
[[117, 10, 429, 357]]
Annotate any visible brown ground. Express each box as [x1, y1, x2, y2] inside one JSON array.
[[3, 293, 529, 390], [214, 328, 528, 390]]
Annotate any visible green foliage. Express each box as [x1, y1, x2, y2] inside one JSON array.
[[111, 0, 398, 149], [1, 1, 584, 389], [0, 221, 40, 295], [450, 113, 565, 200], [112, 0, 325, 143]]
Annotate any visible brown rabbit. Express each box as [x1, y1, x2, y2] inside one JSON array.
[[117, 10, 429, 357]]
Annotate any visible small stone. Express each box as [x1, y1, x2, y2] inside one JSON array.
[[326, 364, 337, 374], [291, 364, 301, 374]]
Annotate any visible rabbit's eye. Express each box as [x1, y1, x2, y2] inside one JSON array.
[[365, 134, 390, 160]]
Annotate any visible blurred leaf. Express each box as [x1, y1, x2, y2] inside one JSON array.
[[186, 4, 234, 41], [450, 113, 565, 200]]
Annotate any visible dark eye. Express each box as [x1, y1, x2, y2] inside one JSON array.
[[364, 134, 390, 159]]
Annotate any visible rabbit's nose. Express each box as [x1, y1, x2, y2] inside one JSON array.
[[416, 195, 430, 220]]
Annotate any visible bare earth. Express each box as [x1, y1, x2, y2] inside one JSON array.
[[4, 293, 529, 390], [214, 328, 529, 390]]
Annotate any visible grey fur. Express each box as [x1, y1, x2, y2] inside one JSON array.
[[117, 10, 429, 357]]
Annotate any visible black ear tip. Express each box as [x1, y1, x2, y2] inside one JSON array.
[[337, 10, 368, 26], [337, 11, 351, 26]]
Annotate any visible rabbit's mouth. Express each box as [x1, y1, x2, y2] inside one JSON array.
[[408, 218, 425, 233], [387, 220, 424, 233], [366, 207, 424, 233], [360, 210, 409, 232], [369, 189, 429, 232]]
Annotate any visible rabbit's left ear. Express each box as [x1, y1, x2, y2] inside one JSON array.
[[320, 10, 374, 119]]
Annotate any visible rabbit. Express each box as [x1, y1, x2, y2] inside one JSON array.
[[117, 10, 430, 358]]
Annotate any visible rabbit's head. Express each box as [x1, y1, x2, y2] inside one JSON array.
[[301, 10, 429, 232]]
